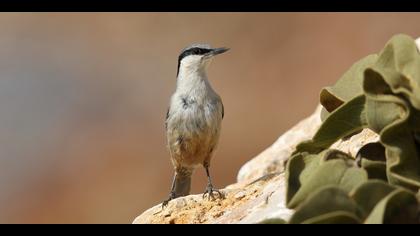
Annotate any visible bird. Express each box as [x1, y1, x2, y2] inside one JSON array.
[[162, 43, 229, 208]]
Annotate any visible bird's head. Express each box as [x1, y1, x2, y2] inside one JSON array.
[[177, 43, 229, 76]]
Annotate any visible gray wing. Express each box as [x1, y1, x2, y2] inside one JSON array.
[[165, 107, 170, 130], [222, 102, 224, 119], [215, 94, 224, 119]]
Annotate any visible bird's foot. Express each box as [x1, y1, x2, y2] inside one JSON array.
[[162, 192, 176, 209], [202, 184, 224, 200]]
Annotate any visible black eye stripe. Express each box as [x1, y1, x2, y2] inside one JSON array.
[[176, 47, 212, 76], [180, 47, 211, 59]]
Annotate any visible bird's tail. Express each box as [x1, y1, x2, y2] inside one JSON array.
[[174, 173, 192, 197]]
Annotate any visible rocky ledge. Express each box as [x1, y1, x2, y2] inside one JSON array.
[[133, 105, 379, 224]]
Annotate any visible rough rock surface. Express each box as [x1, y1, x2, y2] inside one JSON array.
[[133, 104, 380, 224], [133, 173, 293, 224]]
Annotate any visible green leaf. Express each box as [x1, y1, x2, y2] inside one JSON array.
[[286, 149, 354, 205], [289, 186, 362, 224], [301, 211, 361, 224], [287, 151, 367, 208], [320, 54, 377, 120], [361, 159, 387, 181], [364, 188, 419, 224], [350, 180, 396, 218], [295, 95, 368, 155], [286, 151, 326, 205], [365, 34, 420, 110], [356, 142, 388, 181], [363, 34, 420, 191], [257, 218, 287, 224]]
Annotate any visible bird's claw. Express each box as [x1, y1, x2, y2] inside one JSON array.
[[162, 200, 170, 209], [202, 184, 224, 200], [161, 192, 175, 209]]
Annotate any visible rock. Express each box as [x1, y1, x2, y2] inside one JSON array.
[[330, 128, 379, 157], [133, 172, 294, 224], [132, 105, 381, 224], [133, 106, 324, 224]]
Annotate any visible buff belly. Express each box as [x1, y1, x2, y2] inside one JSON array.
[[166, 103, 222, 170]]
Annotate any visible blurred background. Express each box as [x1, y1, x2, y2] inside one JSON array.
[[0, 13, 420, 223]]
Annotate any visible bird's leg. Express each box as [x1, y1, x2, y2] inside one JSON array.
[[203, 166, 224, 200], [162, 173, 177, 209]]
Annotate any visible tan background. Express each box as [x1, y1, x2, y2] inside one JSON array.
[[0, 13, 419, 223]]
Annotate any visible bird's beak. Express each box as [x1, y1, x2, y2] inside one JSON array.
[[204, 47, 230, 59], [211, 47, 230, 56]]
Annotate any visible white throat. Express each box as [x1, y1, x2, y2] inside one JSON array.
[[176, 56, 212, 92]]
